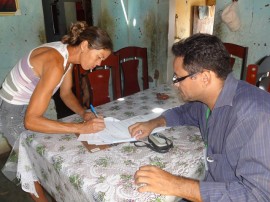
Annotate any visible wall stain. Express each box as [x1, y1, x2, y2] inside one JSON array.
[[265, 4, 269, 7], [38, 29, 46, 44], [214, 22, 223, 38], [97, 6, 115, 44], [143, 9, 168, 84], [143, 10, 157, 72], [9, 26, 15, 32]]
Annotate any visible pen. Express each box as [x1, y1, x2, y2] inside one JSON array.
[[90, 104, 98, 118]]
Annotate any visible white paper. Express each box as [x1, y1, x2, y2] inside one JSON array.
[[78, 113, 169, 145]]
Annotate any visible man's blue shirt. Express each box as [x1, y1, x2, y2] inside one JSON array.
[[162, 73, 270, 201]]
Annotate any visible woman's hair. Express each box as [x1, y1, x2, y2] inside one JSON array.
[[172, 33, 231, 80], [61, 21, 113, 51]]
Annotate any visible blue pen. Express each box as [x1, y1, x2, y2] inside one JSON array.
[[90, 104, 98, 118]]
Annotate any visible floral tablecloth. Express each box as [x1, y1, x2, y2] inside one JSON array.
[[17, 84, 205, 202]]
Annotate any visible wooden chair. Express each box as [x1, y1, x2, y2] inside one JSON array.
[[245, 64, 258, 85], [223, 42, 248, 80], [115, 46, 149, 97], [73, 53, 121, 107]]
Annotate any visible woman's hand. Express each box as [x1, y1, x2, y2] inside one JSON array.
[[80, 117, 105, 134], [83, 111, 96, 121]]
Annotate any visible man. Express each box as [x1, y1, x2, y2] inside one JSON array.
[[129, 33, 270, 201]]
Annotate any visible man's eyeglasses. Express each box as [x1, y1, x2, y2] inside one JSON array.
[[172, 72, 196, 84]]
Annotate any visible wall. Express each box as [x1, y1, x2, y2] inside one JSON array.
[[175, 0, 206, 40], [214, 0, 270, 79], [92, 0, 169, 87], [0, 0, 46, 154]]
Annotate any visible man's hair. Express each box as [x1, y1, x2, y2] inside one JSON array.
[[172, 33, 231, 80]]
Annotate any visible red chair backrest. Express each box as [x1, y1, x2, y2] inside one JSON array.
[[245, 64, 258, 85], [115, 46, 149, 97], [73, 53, 121, 107], [223, 42, 248, 80]]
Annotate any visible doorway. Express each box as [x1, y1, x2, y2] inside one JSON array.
[[42, 0, 93, 42]]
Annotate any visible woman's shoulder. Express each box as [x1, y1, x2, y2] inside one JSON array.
[[31, 45, 64, 63], [39, 41, 68, 66], [30, 43, 66, 77]]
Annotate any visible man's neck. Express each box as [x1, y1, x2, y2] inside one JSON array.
[[203, 80, 225, 110]]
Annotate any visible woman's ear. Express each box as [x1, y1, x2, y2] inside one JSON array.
[[80, 40, 89, 52]]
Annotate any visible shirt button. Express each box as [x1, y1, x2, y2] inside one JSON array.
[[207, 156, 214, 162]]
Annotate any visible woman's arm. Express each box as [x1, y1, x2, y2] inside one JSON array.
[[25, 50, 104, 134], [59, 67, 85, 117], [59, 67, 95, 120]]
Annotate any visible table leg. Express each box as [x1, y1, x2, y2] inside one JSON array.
[[29, 182, 50, 202]]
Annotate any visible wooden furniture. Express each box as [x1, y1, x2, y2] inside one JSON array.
[[223, 42, 248, 80], [115, 46, 149, 96], [246, 56, 270, 92], [73, 53, 121, 107], [245, 64, 258, 85]]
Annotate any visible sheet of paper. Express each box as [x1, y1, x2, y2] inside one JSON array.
[[78, 113, 169, 145]]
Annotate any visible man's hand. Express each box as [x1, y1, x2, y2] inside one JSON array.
[[128, 121, 153, 140], [134, 165, 202, 202], [129, 116, 167, 140]]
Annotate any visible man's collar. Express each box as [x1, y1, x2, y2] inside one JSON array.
[[214, 73, 238, 109]]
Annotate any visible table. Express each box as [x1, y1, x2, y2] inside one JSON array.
[[17, 84, 205, 202]]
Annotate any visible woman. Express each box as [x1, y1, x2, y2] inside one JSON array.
[[0, 21, 112, 201]]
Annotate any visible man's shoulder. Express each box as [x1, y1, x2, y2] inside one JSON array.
[[234, 81, 270, 113]]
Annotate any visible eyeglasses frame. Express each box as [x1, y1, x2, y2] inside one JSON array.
[[172, 72, 196, 84]]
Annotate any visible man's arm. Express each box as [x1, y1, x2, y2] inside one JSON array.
[[134, 165, 202, 202]]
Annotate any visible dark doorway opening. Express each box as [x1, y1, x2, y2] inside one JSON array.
[[42, 0, 93, 119]]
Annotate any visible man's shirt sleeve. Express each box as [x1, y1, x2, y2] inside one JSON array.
[[162, 102, 203, 127]]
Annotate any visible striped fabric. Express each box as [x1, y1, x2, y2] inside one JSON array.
[[0, 42, 69, 105], [162, 73, 270, 201]]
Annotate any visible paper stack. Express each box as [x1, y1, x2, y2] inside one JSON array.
[[78, 113, 168, 145]]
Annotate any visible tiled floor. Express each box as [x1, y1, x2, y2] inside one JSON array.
[[0, 152, 33, 202]]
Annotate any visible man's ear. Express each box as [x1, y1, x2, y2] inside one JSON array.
[[202, 70, 211, 87], [80, 40, 89, 52]]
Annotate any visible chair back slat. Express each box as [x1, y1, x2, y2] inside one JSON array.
[[246, 64, 258, 85], [115, 46, 149, 96], [223, 42, 248, 80], [121, 59, 140, 96], [87, 69, 111, 106]]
